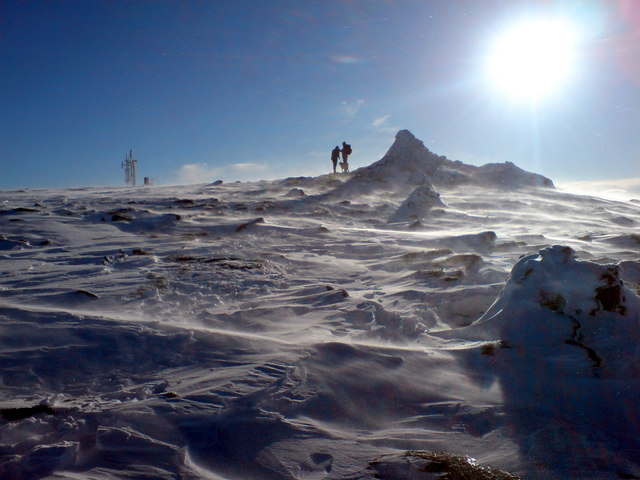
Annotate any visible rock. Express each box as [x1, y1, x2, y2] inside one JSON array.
[[285, 187, 306, 197], [235, 217, 265, 232], [388, 184, 446, 222], [1, 404, 56, 421], [369, 450, 521, 479]]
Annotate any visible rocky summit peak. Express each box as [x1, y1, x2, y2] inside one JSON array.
[[387, 129, 432, 157], [330, 129, 554, 197], [375, 129, 445, 176], [393, 129, 421, 147]]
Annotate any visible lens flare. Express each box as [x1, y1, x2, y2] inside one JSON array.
[[487, 18, 578, 100]]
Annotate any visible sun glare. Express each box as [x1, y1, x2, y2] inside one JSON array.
[[487, 18, 578, 100]]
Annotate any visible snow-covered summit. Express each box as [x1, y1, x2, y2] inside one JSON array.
[[332, 129, 553, 198], [371, 129, 446, 177], [334, 130, 445, 195]]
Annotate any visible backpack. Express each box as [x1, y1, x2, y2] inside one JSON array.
[[344, 144, 352, 155]]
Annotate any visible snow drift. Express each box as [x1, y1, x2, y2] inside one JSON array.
[[1, 131, 639, 479]]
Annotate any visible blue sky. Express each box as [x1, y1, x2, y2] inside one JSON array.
[[2, 0, 639, 190]]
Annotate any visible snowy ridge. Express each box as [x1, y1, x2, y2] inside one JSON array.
[[1, 132, 639, 479], [331, 130, 553, 199]]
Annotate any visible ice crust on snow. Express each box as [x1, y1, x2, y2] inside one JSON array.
[[1, 131, 640, 479]]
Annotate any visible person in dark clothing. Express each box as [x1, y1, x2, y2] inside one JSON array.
[[340, 141, 352, 173], [331, 146, 341, 173]]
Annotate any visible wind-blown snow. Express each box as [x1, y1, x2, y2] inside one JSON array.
[[1, 131, 639, 479], [388, 184, 446, 223]]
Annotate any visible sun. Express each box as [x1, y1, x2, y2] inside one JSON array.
[[487, 18, 578, 100]]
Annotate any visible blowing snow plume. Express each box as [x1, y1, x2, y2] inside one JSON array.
[[387, 183, 446, 223]]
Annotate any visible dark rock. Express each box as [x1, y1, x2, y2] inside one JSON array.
[[370, 450, 521, 479], [1, 404, 56, 422], [593, 267, 626, 315], [235, 217, 265, 232], [75, 290, 99, 299], [111, 213, 133, 222]]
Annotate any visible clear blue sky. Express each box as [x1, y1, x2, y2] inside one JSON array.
[[1, 0, 639, 189]]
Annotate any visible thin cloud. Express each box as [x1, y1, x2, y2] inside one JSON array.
[[371, 114, 399, 134], [329, 55, 364, 65], [372, 115, 391, 128], [340, 99, 364, 120], [177, 163, 216, 184], [231, 162, 269, 171], [558, 177, 640, 201], [177, 161, 270, 184]]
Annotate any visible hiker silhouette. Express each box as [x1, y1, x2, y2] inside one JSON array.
[[331, 146, 341, 173], [340, 141, 352, 173]]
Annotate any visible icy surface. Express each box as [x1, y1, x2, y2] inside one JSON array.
[[0, 131, 639, 479]]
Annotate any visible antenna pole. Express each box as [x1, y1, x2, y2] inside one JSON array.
[[121, 150, 138, 186]]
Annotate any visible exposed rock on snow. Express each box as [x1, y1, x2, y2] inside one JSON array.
[[370, 450, 521, 479], [388, 184, 446, 223], [458, 245, 640, 476], [235, 216, 265, 232], [285, 187, 305, 197], [0, 404, 55, 422], [0, 234, 30, 250], [470, 245, 639, 343], [84, 208, 182, 233]]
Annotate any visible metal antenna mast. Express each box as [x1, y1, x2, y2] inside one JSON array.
[[121, 150, 137, 186]]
